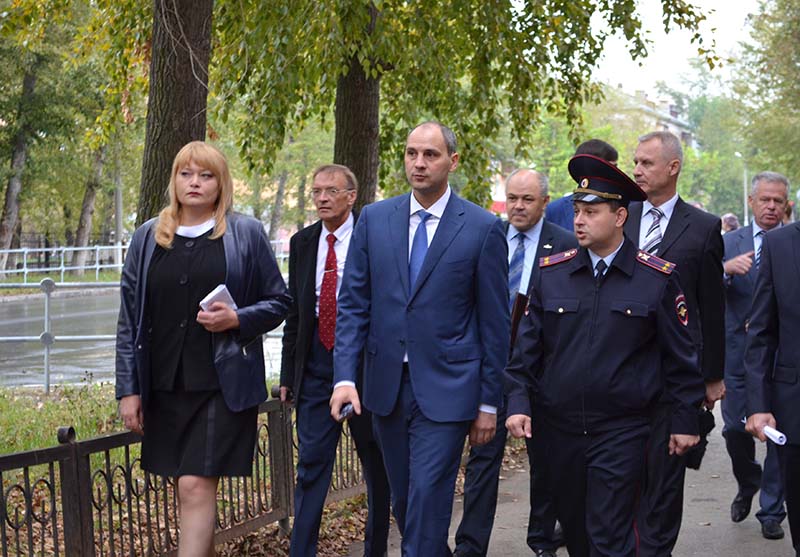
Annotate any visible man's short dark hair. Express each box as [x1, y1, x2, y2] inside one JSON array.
[[575, 139, 618, 163], [409, 121, 457, 155]]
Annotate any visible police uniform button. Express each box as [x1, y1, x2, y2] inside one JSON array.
[[626, 309, 632, 315], [558, 307, 564, 313], [179, 319, 187, 328], [185, 240, 195, 248], [179, 274, 188, 285]]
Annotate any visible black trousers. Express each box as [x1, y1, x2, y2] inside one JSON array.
[[778, 443, 800, 554], [636, 402, 688, 557], [545, 422, 649, 557]]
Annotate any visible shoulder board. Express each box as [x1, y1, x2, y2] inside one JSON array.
[[539, 249, 579, 268], [636, 250, 676, 275]]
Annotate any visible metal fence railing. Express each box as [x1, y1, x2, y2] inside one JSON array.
[[0, 400, 366, 556], [0, 242, 289, 284]]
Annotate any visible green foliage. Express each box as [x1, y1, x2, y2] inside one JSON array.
[[212, 0, 709, 206], [0, 383, 120, 454], [734, 0, 800, 184]]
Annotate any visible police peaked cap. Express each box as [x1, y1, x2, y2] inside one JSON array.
[[569, 154, 647, 204]]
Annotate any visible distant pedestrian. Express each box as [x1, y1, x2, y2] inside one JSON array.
[[722, 212, 741, 233]]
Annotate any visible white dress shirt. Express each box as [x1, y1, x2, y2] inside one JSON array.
[[588, 239, 625, 276], [507, 219, 543, 296], [408, 186, 451, 257], [315, 213, 354, 316], [638, 193, 679, 248]]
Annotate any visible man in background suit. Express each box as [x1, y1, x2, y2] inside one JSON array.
[[722, 171, 789, 540], [626, 131, 726, 556], [331, 122, 509, 557], [545, 139, 618, 232], [280, 164, 390, 557], [454, 169, 576, 557], [745, 220, 800, 557]]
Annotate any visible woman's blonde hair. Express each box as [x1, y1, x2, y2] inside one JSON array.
[[154, 141, 234, 248]]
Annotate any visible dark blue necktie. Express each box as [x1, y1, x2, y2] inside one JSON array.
[[508, 234, 525, 308], [409, 210, 432, 292]]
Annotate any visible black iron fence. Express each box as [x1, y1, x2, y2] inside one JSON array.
[[0, 399, 365, 556]]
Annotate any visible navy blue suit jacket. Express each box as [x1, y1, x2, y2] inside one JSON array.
[[334, 192, 510, 422], [721, 225, 759, 427], [745, 222, 800, 443], [544, 194, 574, 232]]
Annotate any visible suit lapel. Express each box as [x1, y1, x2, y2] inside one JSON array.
[[389, 195, 412, 297], [792, 224, 800, 280], [625, 202, 643, 244], [530, 221, 556, 286], [409, 194, 466, 301], [658, 198, 689, 256], [738, 225, 757, 286], [298, 222, 322, 315]]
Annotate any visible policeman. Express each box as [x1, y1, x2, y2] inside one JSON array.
[[505, 154, 706, 557]]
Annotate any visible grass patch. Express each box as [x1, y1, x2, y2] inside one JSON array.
[[0, 270, 123, 295], [0, 383, 121, 454]]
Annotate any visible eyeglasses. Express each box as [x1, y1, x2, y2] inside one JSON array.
[[310, 188, 356, 198]]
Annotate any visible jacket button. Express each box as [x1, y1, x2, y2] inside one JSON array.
[[180, 319, 187, 328], [558, 307, 564, 313], [185, 240, 195, 248], [179, 274, 188, 285], [137, 344, 142, 350], [626, 309, 632, 315]]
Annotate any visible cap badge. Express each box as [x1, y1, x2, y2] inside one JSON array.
[[580, 178, 589, 188]]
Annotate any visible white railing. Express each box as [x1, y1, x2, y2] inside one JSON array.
[[0, 241, 289, 284]]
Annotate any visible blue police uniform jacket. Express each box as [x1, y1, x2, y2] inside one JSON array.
[[505, 237, 705, 435], [115, 212, 291, 412]]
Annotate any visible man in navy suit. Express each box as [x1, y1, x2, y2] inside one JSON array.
[[626, 131, 726, 555], [722, 171, 789, 541], [330, 122, 509, 556], [454, 169, 575, 557], [281, 164, 390, 557], [745, 219, 800, 557]]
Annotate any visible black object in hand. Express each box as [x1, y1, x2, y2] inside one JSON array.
[[338, 403, 354, 422]]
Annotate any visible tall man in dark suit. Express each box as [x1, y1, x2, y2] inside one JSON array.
[[280, 164, 390, 557], [454, 169, 576, 557], [745, 220, 800, 557], [330, 122, 509, 557], [625, 131, 726, 556], [722, 171, 789, 541]]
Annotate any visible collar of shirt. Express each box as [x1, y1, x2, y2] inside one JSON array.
[[588, 239, 625, 276], [176, 217, 216, 238], [642, 192, 679, 223], [507, 218, 543, 247], [410, 185, 451, 220], [324, 211, 355, 243]]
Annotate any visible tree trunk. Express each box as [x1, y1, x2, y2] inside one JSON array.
[[333, 4, 380, 212], [0, 60, 40, 272], [268, 171, 287, 242], [136, 0, 214, 225], [74, 148, 107, 276]]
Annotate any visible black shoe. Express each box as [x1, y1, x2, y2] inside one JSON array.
[[535, 550, 557, 557], [730, 493, 753, 523], [761, 520, 785, 540]]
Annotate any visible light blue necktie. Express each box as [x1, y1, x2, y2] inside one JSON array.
[[409, 210, 432, 293], [508, 234, 525, 308], [755, 229, 765, 268]]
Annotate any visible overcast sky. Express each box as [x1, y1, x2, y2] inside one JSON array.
[[594, 0, 761, 98]]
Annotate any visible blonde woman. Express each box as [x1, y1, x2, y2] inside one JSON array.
[[116, 141, 289, 555]]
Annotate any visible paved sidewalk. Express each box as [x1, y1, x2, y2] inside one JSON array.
[[349, 407, 795, 556]]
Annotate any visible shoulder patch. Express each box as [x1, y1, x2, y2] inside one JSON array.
[[539, 249, 579, 268], [636, 250, 676, 274]]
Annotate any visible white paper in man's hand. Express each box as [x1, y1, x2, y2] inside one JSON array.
[[199, 284, 238, 311], [764, 425, 787, 446]]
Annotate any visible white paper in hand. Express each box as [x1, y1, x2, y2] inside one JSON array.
[[764, 425, 787, 446], [199, 284, 238, 312]]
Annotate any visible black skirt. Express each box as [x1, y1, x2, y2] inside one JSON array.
[[141, 388, 258, 477]]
